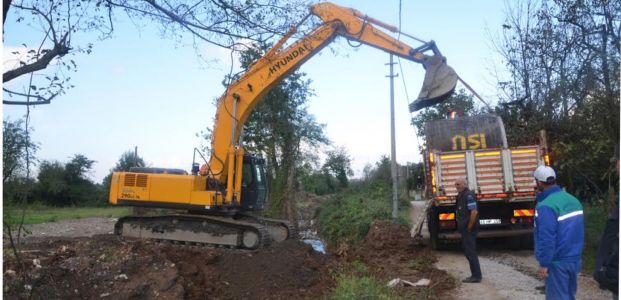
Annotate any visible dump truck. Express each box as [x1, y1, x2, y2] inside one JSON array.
[[419, 114, 549, 249]]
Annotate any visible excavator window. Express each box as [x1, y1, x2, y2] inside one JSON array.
[[255, 165, 264, 184], [242, 162, 253, 187]]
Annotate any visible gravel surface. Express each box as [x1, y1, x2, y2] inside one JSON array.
[[410, 200, 615, 300], [11, 217, 117, 240]]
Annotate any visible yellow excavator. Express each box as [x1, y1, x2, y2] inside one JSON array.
[[109, 2, 458, 249]]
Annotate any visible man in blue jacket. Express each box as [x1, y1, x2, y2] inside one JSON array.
[[534, 166, 584, 300]]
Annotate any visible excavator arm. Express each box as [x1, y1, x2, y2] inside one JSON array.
[[206, 2, 458, 203]]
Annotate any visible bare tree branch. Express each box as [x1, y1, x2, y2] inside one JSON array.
[[3, 88, 58, 105], [5, 0, 308, 104], [3, 38, 71, 83]]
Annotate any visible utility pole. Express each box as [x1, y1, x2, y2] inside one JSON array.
[[386, 54, 399, 220], [134, 146, 139, 167]]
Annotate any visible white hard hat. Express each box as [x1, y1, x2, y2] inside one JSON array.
[[533, 165, 556, 183]]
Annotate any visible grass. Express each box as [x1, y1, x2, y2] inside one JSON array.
[[582, 203, 609, 274], [329, 275, 402, 300], [316, 182, 412, 247], [3, 206, 131, 225]]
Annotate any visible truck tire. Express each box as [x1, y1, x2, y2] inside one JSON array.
[[520, 234, 534, 250], [508, 236, 522, 250], [428, 208, 446, 250], [509, 235, 534, 250]]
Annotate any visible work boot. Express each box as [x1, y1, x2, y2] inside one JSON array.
[[462, 276, 481, 283], [535, 285, 545, 294]]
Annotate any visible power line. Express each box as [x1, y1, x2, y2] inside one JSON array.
[[396, 0, 423, 160]]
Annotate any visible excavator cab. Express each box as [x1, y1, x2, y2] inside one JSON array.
[[240, 155, 267, 211]]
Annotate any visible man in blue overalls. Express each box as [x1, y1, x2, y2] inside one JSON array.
[[534, 166, 584, 300]]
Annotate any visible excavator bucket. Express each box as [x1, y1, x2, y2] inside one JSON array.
[[409, 55, 458, 112]]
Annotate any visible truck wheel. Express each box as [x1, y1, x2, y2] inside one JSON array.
[[508, 237, 522, 250], [430, 230, 439, 250], [428, 212, 445, 250], [509, 235, 533, 250], [520, 234, 534, 250]]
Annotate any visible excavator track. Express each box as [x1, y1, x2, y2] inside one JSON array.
[[235, 213, 297, 242], [114, 214, 270, 250]]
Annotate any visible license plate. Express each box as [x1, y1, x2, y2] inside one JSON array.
[[479, 219, 501, 225]]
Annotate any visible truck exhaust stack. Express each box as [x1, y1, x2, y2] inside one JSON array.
[[409, 55, 458, 112]]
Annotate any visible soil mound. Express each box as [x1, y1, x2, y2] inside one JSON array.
[[3, 235, 334, 300], [350, 220, 456, 298]]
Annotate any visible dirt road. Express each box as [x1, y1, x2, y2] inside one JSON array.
[[410, 200, 613, 300]]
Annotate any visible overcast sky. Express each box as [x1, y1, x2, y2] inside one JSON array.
[[3, 0, 508, 183]]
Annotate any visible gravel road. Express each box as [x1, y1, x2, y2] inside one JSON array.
[[410, 200, 613, 300], [10, 217, 117, 240]]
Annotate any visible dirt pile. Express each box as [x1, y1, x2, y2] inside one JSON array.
[[3, 235, 334, 300], [346, 220, 457, 299]]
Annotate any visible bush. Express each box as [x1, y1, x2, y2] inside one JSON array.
[[582, 203, 609, 273], [316, 181, 410, 247]]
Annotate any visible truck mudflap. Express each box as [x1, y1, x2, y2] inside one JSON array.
[[114, 214, 277, 250]]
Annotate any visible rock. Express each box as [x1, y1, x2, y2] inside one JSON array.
[[387, 278, 429, 287], [100, 292, 110, 298], [114, 274, 128, 280], [387, 278, 401, 288], [5, 270, 16, 277], [33, 258, 42, 268], [412, 278, 430, 286]]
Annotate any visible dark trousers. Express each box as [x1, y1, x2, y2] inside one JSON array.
[[459, 227, 482, 279]]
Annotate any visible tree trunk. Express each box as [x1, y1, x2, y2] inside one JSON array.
[[283, 154, 299, 233], [3, 0, 12, 26]]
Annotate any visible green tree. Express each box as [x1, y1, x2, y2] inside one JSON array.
[[65, 154, 96, 182], [322, 147, 353, 189], [36, 160, 70, 206], [406, 162, 424, 191], [3, 118, 38, 183], [36, 154, 100, 206], [112, 150, 146, 172], [370, 155, 392, 185]]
